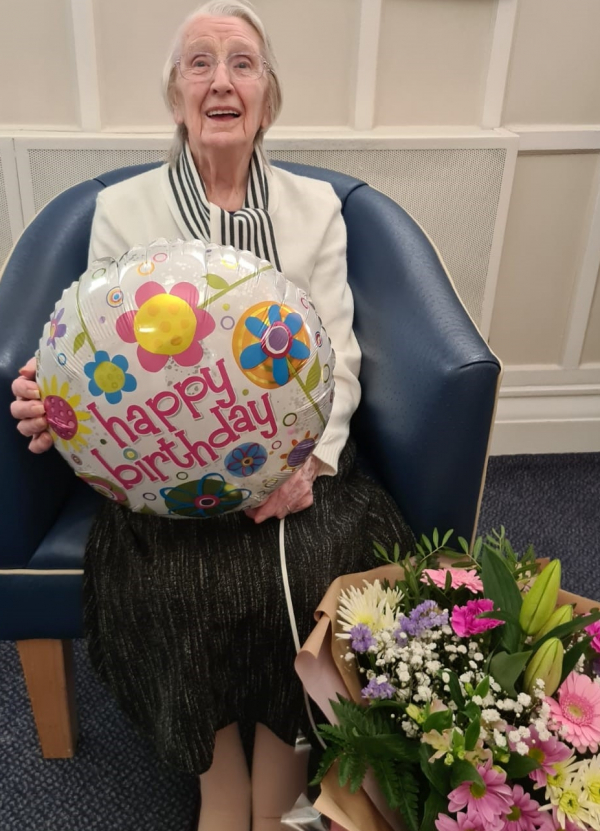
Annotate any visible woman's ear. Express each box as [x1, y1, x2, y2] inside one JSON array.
[[260, 99, 271, 131], [170, 86, 184, 126]]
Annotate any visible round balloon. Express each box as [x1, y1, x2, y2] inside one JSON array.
[[37, 239, 335, 517]]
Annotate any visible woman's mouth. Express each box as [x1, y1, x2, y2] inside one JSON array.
[[205, 109, 241, 121]]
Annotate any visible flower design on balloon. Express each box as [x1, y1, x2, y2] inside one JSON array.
[[47, 308, 67, 348], [115, 281, 215, 372], [76, 473, 129, 506], [84, 351, 137, 405], [234, 303, 311, 388], [225, 442, 268, 478], [161, 474, 251, 518], [40, 375, 92, 452], [280, 431, 319, 471]]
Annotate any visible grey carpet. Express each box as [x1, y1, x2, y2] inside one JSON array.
[[1, 452, 599, 830]]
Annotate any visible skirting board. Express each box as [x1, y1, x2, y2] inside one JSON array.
[[491, 390, 600, 455]]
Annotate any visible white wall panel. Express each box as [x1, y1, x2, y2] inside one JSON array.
[[0, 0, 79, 127], [581, 267, 600, 365], [375, 0, 495, 126], [93, 0, 359, 129], [490, 153, 600, 365], [503, 0, 600, 125], [253, 0, 359, 126]]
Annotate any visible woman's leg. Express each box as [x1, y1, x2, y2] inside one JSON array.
[[197, 723, 251, 831], [251, 723, 310, 831]]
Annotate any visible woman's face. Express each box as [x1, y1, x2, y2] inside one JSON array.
[[172, 16, 270, 156]]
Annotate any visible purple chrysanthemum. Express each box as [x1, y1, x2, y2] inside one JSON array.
[[349, 623, 377, 653], [361, 677, 396, 700], [399, 600, 449, 637]]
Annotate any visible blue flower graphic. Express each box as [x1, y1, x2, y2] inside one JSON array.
[[240, 305, 310, 386], [225, 442, 268, 478], [161, 474, 251, 518], [84, 351, 137, 405]]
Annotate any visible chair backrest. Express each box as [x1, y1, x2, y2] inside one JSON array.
[[0, 160, 500, 564]]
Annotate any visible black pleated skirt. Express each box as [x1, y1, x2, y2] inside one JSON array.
[[83, 441, 413, 774]]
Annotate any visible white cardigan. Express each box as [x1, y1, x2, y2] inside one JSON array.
[[88, 162, 361, 476]]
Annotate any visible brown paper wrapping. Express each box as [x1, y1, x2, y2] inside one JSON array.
[[296, 560, 600, 831]]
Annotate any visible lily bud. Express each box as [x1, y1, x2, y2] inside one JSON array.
[[519, 560, 561, 636], [524, 638, 564, 697], [533, 604, 573, 642]]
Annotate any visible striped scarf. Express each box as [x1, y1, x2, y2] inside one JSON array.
[[168, 143, 282, 271]]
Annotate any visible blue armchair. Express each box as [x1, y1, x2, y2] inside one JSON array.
[[0, 161, 501, 758]]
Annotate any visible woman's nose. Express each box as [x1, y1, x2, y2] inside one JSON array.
[[210, 61, 233, 92]]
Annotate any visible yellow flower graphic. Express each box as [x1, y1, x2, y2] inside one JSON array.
[[40, 375, 92, 452]]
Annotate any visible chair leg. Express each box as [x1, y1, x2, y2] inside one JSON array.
[[16, 639, 78, 759]]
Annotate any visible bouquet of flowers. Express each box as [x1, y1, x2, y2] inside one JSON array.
[[302, 529, 600, 831]]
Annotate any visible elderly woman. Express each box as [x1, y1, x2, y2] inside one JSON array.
[[11, 2, 412, 829]]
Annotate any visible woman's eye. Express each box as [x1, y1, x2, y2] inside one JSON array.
[[191, 55, 212, 69]]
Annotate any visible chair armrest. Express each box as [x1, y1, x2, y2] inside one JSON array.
[[344, 186, 501, 543], [0, 181, 100, 567]]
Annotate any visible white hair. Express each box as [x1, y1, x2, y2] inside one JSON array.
[[161, 0, 282, 165]]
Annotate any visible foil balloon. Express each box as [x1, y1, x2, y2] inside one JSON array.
[[37, 239, 335, 518]]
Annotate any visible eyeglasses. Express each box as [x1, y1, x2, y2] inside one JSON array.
[[176, 51, 272, 82]]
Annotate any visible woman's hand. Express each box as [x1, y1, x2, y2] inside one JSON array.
[[245, 456, 321, 524], [10, 357, 53, 453]]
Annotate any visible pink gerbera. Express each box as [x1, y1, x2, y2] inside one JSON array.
[[451, 598, 504, 638], [547, 672, 600, 753], [500, 785, 546, 830], [448, 760, 512, 828], [116, 281, 215, 372], [435, 812, 485, 831], [421, 568, 484, 594], [508, 726, 572, 788]]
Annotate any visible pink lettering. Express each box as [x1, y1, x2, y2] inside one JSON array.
[[90, 448, 143, 489], [145, 391, 181, 433], [87, 402, 137, 449], [248, 394, 278, 440]]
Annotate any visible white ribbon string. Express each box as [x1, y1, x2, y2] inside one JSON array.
[[278, 517, 327, 749]]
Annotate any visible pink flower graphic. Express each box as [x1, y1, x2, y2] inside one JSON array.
[[547, 671, 600, 753], [448, 760, 512, 829], [116, 281, 215, 372], [421, 568, 483, 594], [451, 598, 504, 638], [47, 307, 67, 348]]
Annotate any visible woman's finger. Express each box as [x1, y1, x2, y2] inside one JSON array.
[[16, 416, 49, 437], [11, 377, 41, 400], [18, 357, 37, 381], [28, 432, 54, 454], [10, 399, 46, 421]]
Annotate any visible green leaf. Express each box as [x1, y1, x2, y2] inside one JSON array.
[[562, 637, 592, 682], [310, 744, 339, 785], [421, 791, 449, 831], [304, 355, 321, 393], [481, 548, 523, 652], [489, 650, 531, 697], [458, 536, 470, 554], [464, 715, 481, 752], [205, 272, 229, 290], [423, 709, 453, 734], [474, 676, 490, 698], [395, 769, 420, 831], [419, 744, 451, 794], [450, 759, 484, 790], [503, 752, 541, 779], [446, 670, 465, 709], [73, 331, 86, 353], [433, 528, 439, 547], [530, 610, 600, 654], [442, 529, 454, 547]]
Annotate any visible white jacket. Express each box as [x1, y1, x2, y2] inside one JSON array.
[[88, 162, 361, 476]]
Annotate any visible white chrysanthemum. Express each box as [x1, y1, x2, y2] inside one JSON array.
[[336, 580, 400, 637], [545, 758, 593, 830], [576, 756, 600, 823]]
